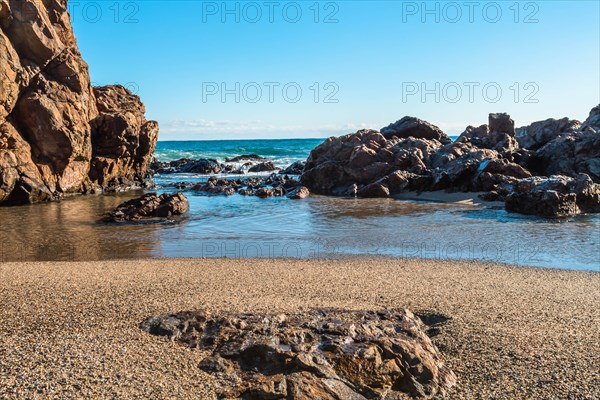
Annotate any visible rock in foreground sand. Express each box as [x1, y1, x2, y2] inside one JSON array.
[[140, 308, 457, 399]]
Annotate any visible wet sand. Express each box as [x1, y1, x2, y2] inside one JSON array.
[[0, 258, 598, 399]]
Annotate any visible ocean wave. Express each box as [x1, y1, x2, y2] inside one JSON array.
[[154, 138, 323, 167]]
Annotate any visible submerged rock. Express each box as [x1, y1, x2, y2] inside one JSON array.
[[104, 192, 189, 222], [287, 186, 310, 199], [140, 308, 457, 399], [226, 154, 268, 163]]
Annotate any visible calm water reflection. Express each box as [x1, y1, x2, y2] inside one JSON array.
[[0, 190, 598, 271]]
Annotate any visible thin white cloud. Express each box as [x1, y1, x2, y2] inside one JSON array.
[[158, 119, 386, 140]]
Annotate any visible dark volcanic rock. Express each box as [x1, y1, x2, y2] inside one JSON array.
[[381, 116, 451, 144], [456, 119, 518, 152], [249, 161, 276, 173], [505, 174, 600, 217], [226, 154, 267, 163], [152, 158, 222, 175], [189, 175, 301, 199], [0, 0, 158, 205], [104, 192, 189, 222], [529, 107, 600, 181], [506, 185, 578, 218], [516, 117, 580, 151], [300, 107, 600, 217], [489, 113, 515, 135], [140, 308, 457, 399], [301, 129, 443, 196], [180, 159, 222, 174], [279, 161, 306, 175]]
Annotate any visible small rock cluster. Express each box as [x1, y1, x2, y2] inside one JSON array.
[[104, 192, 189, 222], [170, 174, 310, 200], [140, 308, 457, 399], [151, 154, 284, 176]]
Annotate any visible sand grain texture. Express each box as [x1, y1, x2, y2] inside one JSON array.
[[0, 258, 598, 399]]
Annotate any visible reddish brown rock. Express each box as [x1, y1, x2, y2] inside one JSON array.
[[140, 308, 457, 399], [89, 85, 159, 190], [0, 0, 158, 205]]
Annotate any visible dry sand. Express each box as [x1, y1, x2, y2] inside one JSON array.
[[0, 258, 598, 399]]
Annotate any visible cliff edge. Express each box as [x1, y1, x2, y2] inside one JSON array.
[[0, 0, 158, 205]]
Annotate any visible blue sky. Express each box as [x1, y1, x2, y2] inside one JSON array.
[[71, 1, 600, 140]]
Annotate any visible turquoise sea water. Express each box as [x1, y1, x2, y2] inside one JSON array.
[[0, 139, 598, 270], [154, 139, 324, 167]]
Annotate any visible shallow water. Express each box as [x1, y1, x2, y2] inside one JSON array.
[[0, 188, 598, 271], [1, 139, 598, 270]]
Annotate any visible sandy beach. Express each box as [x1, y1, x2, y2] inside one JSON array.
[[0, 258, 598, 399]]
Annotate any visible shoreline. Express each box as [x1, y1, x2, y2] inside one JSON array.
[[1, 258, 598, 399]]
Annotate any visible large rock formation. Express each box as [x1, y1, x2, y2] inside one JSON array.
[[140, 308, 457, 399], [0, 0, 158, 205], [301, 106, 600, 217]]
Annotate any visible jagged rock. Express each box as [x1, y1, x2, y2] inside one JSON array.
[[140, 308, 457, 399], [152, 158, 222, 175], [300, 108, 600, 215], [506, 187, 578, 217], [529, 106, 600, 181], [358, 181, 390, 198], [279, 161, 306, 175], [0, 121, 53, 203], [0, 0, 158, 205], [574, 173, 600, 213], [488, 113, 515, 135], [254, 186, 284, 198], [189, 175, 300, 199], [89, 85, 158, 190], [516, 117, 580, 151], [456, 120, 518, 152], [180, 159, 221, 174], [249, 161, 276, 173], [226, 154, 267, 163], [505, 174, 600, 217], [287, 186, 310, 199], [581, 105, 600, 132], [104, 192, 189, 222], [301, 129, 443, 196], [381, 116, 451, 144]]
